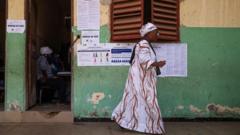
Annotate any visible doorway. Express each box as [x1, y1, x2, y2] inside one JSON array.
[[0, 0, 6, 111], [26, 0, 72, 111]]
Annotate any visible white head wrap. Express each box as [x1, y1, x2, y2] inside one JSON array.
[[40, 46, 53, 55], [139, 22, 158, 37]]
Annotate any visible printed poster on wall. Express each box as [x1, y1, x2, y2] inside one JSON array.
[[77, 43, 111, 66], [77, 43, 187, 77], [154, 43, 188, 77], [77, 0, 100, 30], [110, 44, 133, 66], [77, 43, 133, 66], [7, 20, 26, 33]]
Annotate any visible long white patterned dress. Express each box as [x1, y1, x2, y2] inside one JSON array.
[[112, 40, 165, 134]]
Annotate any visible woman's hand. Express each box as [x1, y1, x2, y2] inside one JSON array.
[[157, 61, 166, 67], [151, 60, 166, 67]]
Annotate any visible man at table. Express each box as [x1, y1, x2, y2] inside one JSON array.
[[37, 46, 66, 103]]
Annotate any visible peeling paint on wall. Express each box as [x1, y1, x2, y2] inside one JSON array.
[[8, 101, 21, 111], [189, 105, 202, 113], [101, 106, 110, 117], [207, 103, 240, 115], [100, 0, 111, 5], [88, 106, 111, 117], [88, 92, 105, 104], [89, 110, 98, 117], [176, 105, 184, 110]]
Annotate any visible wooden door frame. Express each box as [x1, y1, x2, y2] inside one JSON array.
[[25, 0, 35, 109], [0, 0, 7, 110]]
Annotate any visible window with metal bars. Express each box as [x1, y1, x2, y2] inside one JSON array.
[[111, 0, 179, 42]]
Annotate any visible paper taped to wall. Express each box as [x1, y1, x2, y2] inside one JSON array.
[[7, 20, 26, 33], [77, 43, 187, 77]]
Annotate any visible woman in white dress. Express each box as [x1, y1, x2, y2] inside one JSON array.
[[112, 23, 166, 134]]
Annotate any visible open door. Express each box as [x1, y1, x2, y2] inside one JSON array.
[[0, 0, 6, 111], [26, 0, 72, 111]]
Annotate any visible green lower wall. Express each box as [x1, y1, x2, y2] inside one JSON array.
[[73, 26, 240, 119], [4, 26, 240, 119], [5, 33, 26, 111]]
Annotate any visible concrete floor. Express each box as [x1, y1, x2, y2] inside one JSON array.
[[0, 122, 239, 135], [0, 103, 3, 111]]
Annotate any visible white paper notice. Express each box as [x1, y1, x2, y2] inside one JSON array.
[[7, 20, 26, 33], [81, 31, 100, 47], [77, 44, 111, 66], [154, 43, 187, 77], [77, 42, 187, 77], [77, 0, 100, 30], [77, 43, 133, 66]]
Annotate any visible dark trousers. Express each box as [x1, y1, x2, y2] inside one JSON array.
[[37, 77, 66, 103]]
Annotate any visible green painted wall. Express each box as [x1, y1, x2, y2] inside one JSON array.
[[5, 33, 26, 111], [73, 26, 240, 119], [4, 26, 240, 119]]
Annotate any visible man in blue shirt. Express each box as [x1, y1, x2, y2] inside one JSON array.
[[37, 47, 66, 103]]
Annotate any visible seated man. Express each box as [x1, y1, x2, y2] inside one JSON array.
[[37, 46, 66, 103]]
